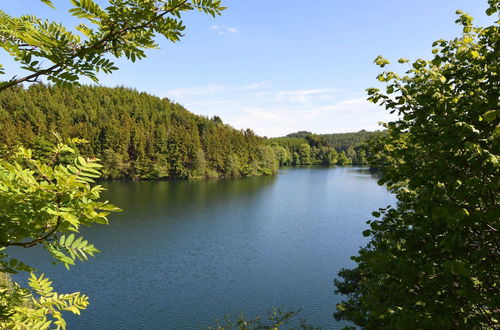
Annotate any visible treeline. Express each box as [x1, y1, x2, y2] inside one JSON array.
[[0, 84, 279, 180], [267, 130, 383, 166]]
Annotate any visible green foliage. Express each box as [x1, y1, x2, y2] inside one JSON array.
[[0, 0, 225, 91], [47, 234, 99, 269], [271, 145, 292, 166], [335, 3, 499, 328], [298, 143, 312, 165], [285, 130, 380, 151], [1, 273, 89, 329], [0, 136, 119, 328], [268, 131, 379, 166], [256, 145, 279, 175], [337, 151, 351, 166], [0, 84, 279, 179], [208, 308, 320, 330]]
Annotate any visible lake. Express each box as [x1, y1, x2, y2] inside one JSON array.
[[10, 167, 395, 329]]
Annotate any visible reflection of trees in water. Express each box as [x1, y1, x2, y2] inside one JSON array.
[[101, 175, 278, 218], [346, 167, 382, 179]]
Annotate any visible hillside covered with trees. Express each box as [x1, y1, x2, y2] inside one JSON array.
[[0, 85, 380, 181], [0, 84, 279, 180], [267, 130, 383, 166]]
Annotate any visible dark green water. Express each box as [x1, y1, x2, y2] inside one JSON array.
[[11, 167, 394, 329]]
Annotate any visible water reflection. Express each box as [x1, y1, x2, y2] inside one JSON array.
[[346, 167, 382, 179]]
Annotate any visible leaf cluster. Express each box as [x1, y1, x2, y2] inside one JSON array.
[[0, 136, 119, 272], [335, 2, 499, 328], [1, 273, 89, 329], [0, 136, 119, 327], [0, 0, 225, 90]]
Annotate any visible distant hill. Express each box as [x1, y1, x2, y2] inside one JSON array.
[[284, 130, 383, 151], [285, 131, 314, 139], [267, 130, 384, 166]]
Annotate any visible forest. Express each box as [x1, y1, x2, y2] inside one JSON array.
[[0, 84, 376, 180], [267, 130, 382, 166], [0, 84, 280, 180]]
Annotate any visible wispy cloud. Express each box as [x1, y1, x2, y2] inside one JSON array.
[[275, 88, 339, 103], [335, 98, 367, 106], [210, 24, 239, 34], [243, 81, 268, 90], [162, 82, 395, 137], [165, 82, 267, 98]]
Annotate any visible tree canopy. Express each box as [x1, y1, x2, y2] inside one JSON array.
[[335, 2, 499, 328], [0, 84, 279, 179]]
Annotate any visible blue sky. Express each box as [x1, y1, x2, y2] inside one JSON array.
[[0, 0, 494, 137]]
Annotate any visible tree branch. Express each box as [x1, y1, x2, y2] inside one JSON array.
[[0, 0, 190, 93], [0, 217, 61, 248], [0, 195, 62, 248]]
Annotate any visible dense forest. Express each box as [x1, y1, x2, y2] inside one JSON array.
[[267, 130, 383, 166], [0, 85, 379, 180], [0, 84, 279, 180]]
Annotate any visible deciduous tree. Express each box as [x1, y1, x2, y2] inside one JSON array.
[[335, 2, 499, 328], [0, 0, 225, 91]]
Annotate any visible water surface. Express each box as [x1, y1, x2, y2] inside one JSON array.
[[11, 167, 394, 329]]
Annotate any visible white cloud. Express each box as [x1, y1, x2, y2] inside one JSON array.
[[243, 81, 268, 90], [165, 82, 268, 99], [275, 88, 339, 103], [210, 25, 239, 34], [162, 82, 395, 137], [336, 98, 367, 105]]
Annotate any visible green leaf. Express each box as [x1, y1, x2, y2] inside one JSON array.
[[40, 0, 55, 8], [374, 55, 390, 67], [482, 110, 498, 122]]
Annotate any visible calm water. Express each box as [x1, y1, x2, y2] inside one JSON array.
[[10, 167, 394, 329]]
